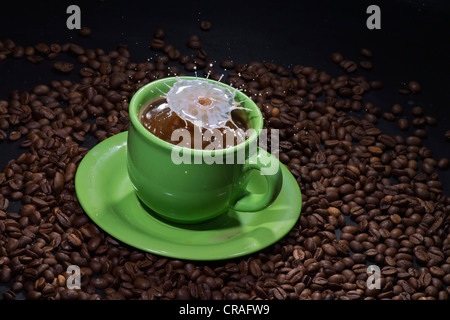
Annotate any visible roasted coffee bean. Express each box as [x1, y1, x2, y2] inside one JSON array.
[[408, 81, 421, 93], [69, 44, 84, 55], [3, 289, 16, 300], [445, 130, 450, 141], [35, 43, 50, 54], [134, 277, 151, 290], [414, 128, 427, 139], [360, 48, 373, 58], [424, 116, 437, 126], [150, 39, 165, 51], [249, 259, 262, 277], [272, 287, 288, 300], [64, 163, 77, 182], [391, 104, 403, 115], [411, 106, 423, 116], [153, 28, 166, 39], [176, 287, 190, 300], [381, 112, 395, 122], [330, 52, 343, 63], [53, 172, 64, 193], [359, 61, 373, 70], [377, 134, 396, 148], [398, 118, 409, 131], [33, 84, 50, 95], [26, 290, 42, 300], [322, 244, 337, 256], [53, 61, 74, 73], [415, 250, 430, 263], [184, 62, 197, 71], [437, 158, 449, 170], [91, 277, 109, 289], [9, 131, 21, 141], [67, 233, 82, 247], [412, 117, 425, 127], [187, 35, 202, 49], [341, 60, 357, 73], [200, 21, 212, 31], [0, 266, 12, 283], [370, 80, 383, 90], [12, 46, 24, 58], [167, 48, 181, 61], [79, 27, 91, 37]]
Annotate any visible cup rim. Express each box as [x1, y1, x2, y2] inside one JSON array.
[[129, 76, 264, 156]]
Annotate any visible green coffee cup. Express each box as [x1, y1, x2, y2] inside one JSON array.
[[126, 76, 282, 224]]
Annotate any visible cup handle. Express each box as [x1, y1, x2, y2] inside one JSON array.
[[232, 147, 283, 212]]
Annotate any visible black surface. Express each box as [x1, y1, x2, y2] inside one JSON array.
[[0, 0, 450, 298]]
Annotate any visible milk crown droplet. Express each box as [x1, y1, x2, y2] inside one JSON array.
[[164, 78, 250, 130]]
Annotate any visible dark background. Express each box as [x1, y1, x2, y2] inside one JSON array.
[[0, 0, 450, 298]]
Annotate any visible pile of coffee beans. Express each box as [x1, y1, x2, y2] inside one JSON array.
[[0, 27, 449, 300]]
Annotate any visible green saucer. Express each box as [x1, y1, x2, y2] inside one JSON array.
[[75, 132, 302, 261]]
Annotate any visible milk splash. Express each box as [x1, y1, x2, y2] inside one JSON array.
[[164, 77, 279, 176], [162, 77, 250, 130]]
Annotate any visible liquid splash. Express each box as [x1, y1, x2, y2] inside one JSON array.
[[162, 77, 250, 130]]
